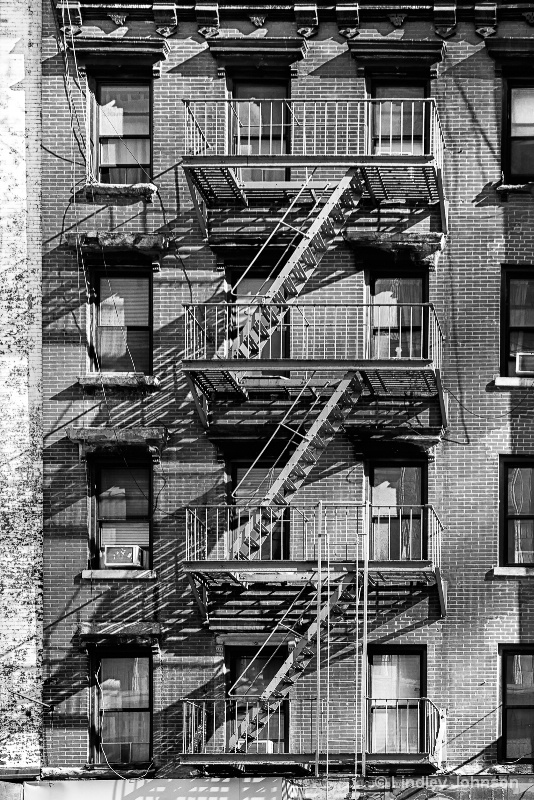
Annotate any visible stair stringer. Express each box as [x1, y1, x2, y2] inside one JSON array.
[[236, 169, 362, 359], [226, 574, 355, 752], [232, 372, 361, 559]]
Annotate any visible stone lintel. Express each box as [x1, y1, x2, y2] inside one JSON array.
[[207, 36, 308, 71], [348, 38, 445, 75], [66, 425, 168, 462], [83, 183, 159, 205], [65, 231, 169, 253], [344, 232, 446, 270]]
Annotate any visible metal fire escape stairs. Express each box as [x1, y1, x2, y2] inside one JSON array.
[[232, 371, 362, 559], [227, 574, 357, 752], [236, 168, 362, 359]]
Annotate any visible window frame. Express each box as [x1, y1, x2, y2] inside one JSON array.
[[367, 645, 426, 755], [500, 455, 534, 567], [504, 79, 534, 184], [89, 648, 153, 766], [368, 76, 430, 156], [500, 265, 534, 378], [367, 457, 428, 561], [500, 646, 534, 763], [368, 269, 429, 360], [90, 267, 153, 375], [94, 78, 153, 185], [89, 458, 152, 570]]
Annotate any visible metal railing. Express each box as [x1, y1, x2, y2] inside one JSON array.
[[181, 696, 444, 758], [185, 503, 442, 566], [368, 697, 443, 756], [183, 99, 444, 169], [183, 303, 444, 370]]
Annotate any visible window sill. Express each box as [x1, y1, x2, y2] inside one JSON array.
[[494, 377, 534, 388], [78, 373, 160, 390], [81, 569, 157, 580], [83, 181, 158, 205], [489, 566, 534, 579]]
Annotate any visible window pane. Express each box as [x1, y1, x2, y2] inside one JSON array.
[[99, 278, 149, 327], [372, 466, 422, 507], [100, 521, 150, 547], [371, 706, 419, 753], [506, 708, 534, 759], [100, 657, 150, 708], [100, 139, 150, 167], [508, 467, 534, 514], [511, 139, 534, 177], [100, 166, 151, 184], [99, 85, 150, 136], [511, 89, 534, 135], [370, 654, 421, 698], [506, 655, 534, 705], [99, 468, 149, 518], [101, 711, 150, 763], [97, 328, 150, 373], [508, 520, 534, 564], [510, 280, 534, 327]]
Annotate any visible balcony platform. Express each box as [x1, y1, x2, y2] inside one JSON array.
[[179, 751, 440, 775], [183, 155, 442, 208]]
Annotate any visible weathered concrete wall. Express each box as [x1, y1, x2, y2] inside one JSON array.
[[0, 0, 42, 771]]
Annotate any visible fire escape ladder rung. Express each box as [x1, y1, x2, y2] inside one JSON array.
[[227, 576, 354, 752], [235, 168, 362, 358]]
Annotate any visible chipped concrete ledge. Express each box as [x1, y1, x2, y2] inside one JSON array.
[[344, 231, 446, 270], [77, 373, 160, 390], [496, 183, 534, 197], [65, 231, 169, 252], [81, 569, 157, 580], [82, 182, 159, 204], [66, 425, 168, 462]]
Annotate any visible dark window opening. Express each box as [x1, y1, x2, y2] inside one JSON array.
[[91, 652, 151, 764], [92, 462, 151, 569], [502, 649, 534, 761], [501, 458, 534, 566], [371, 82, 428, 156], [370, 275, 426, 360], [508, 85, 534, 182], [369, 462, 427, 561], [231, 79, 289, 181], [226, 647, 289, 753], [501, 268, 534, 377], [368, 649, 425, 754], [93, 274, 151, 374], [97, 82, 151, 184]]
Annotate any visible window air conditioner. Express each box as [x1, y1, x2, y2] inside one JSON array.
[[516, 353, 534, 376], [103, 545, 143, 568], [247, 740, 274, 754]]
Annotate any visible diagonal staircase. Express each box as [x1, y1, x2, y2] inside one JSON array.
[[232, 372, 361, 559], [227, 575, 356, 752], [236, 169, 362, 359]]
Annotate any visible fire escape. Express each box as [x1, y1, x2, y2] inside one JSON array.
[[180, 93, 448, 776]]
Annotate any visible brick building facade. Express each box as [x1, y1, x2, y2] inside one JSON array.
[[5, 0, 534, 798]]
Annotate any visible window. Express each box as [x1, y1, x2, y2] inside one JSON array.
[[93, 274, 151, 373], [502, 268, 534, 377], [371, 83, 427, 156], [92, 462, 151, 569], [508, 85, 534, 182], [502, 650, 534, 761], [501, 459, 534, 565], [370, 274, 426, 360], [231, 79, 289, 181], [226, 647, 288, 753], [369, 649, 424, 753], [96, 82, 151, 183], [370, 462, 426, 560], [91, 652, 151, 764]]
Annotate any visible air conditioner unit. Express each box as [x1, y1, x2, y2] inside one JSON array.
[[103, 545, 143, 568], [516, 353, 534, 376], [247, 740, 274, 754]]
